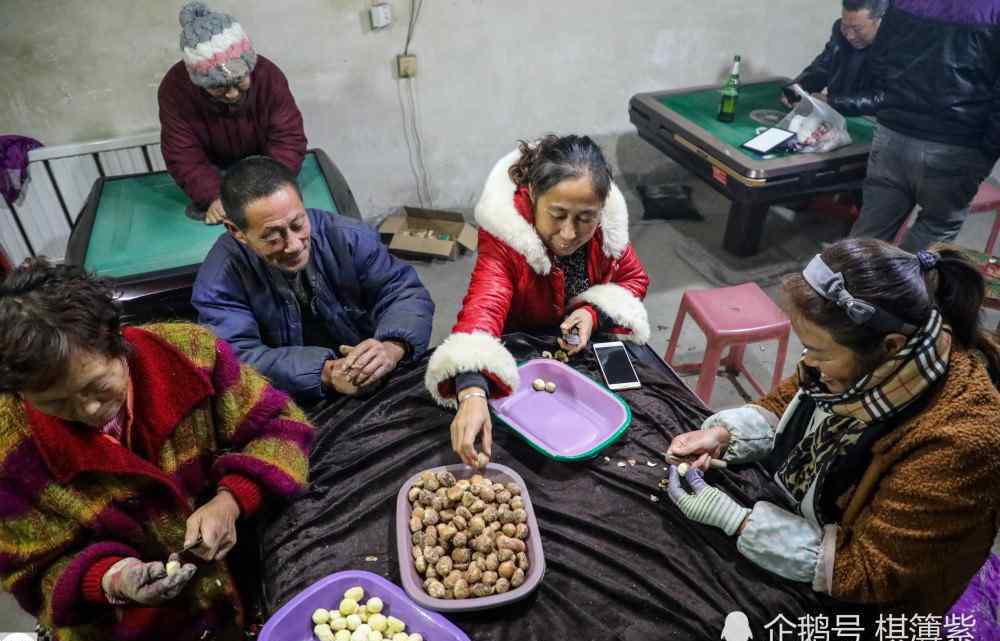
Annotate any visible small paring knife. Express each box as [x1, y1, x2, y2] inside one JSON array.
[[177, 535, 203, 559], [665, 453, 728, 469]]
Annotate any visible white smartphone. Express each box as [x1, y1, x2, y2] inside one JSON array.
[[741, 127, 796, 154], [592, 341, 642, 390]]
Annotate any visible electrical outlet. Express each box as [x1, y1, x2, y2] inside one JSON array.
[[397, 54, 417, 78]]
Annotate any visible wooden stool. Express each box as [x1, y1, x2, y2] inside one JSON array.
[[665, 282, 792, 405]]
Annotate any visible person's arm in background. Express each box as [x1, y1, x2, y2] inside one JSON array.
[[157, 77, 221, 209], [985, 73, 1000, 167], [261, 61, 307, 175], [192, 257, 336, 403], [792, 22, 840, 96]]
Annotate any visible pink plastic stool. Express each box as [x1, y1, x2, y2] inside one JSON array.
[[894, 181, 1000, 254], [665, 282, 791, 405]]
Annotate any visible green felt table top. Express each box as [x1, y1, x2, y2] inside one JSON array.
[[658, 80, 876, 161], [84, 152, 337, 278]]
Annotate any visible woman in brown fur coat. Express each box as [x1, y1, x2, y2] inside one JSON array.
[[666, 239, 1000, 615]]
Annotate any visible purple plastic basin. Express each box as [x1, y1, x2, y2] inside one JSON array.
[[490, 359, 631, 460], [258, 570, 469, 641], [395, 463, 546, 612]]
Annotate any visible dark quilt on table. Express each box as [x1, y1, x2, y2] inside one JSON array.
[[259, 333, 858, 640]]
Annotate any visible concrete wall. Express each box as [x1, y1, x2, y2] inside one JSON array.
[[1, 0, 835, 221]]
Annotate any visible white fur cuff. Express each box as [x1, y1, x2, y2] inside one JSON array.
[[425, 332, 520, 408], [571, 284, 651, 344], [474, 146, 631, 276]]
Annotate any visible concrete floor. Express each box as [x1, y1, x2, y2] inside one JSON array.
[[3, 176, 998, 633]]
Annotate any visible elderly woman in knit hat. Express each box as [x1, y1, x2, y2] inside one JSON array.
[[158, 2, 307, 224], [666, 239, 1000, 615], [0, 259, 313, 641]]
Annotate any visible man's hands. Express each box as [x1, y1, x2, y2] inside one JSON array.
[[558, 308, 595, 356], [321, 340, 406, 396], [781, 90, 826, 109], [341, 339, 406, 387], [102, 555, 196, 605], [322, 358, 360, 396], [450, 387, 492, 468], [204, 198, 226, 225], [183, 490, 240, 561]]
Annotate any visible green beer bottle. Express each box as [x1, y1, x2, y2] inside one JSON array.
[[717, 55, 741, 123]]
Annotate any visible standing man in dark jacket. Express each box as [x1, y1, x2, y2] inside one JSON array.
[[192, 157, 434, 404], [159, 2, 307, 224], [786, 0, 887, 107], [835, 0, 1000, 251]]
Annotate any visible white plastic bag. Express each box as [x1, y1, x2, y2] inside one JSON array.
[[777, 84, 852, 154]]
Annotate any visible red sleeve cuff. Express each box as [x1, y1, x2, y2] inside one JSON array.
[[81, 556, 125, 604], [579, 304, 599, 331], [437, 370, 513, 402], [120, 606, 167, 631], [219, 474, 263, 517]]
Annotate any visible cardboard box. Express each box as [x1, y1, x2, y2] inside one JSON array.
[[378, 207, 478, 260]]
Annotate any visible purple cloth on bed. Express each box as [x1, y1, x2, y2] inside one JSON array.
[[949, 553, 1000, 641], [0, 135, 43, 205]]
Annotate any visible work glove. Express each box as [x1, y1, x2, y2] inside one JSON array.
[[666, 465, 750, 536], [102, 554, 196, 605]]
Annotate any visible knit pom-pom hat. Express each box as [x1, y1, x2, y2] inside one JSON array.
[[178, 2, 257, 88]]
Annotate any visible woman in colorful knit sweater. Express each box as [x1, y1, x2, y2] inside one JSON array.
[[666, 239, 1000, 614], [0, 260, 313, 641]]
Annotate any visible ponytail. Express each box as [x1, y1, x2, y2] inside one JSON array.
[[508, 136, 559, 187], [926, 243, 1000, 378], [506, 134, 612, 201]]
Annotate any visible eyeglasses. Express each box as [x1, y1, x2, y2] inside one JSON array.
[[841, 23, 871, 36], [204, 77, 251, 98]]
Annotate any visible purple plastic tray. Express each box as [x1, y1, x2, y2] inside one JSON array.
[[258, 570, 469, 641], [490, 359, 632, 460], [395, 463, 546, 612]]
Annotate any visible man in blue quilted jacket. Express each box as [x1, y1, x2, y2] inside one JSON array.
[[192, 156, 434, 403]]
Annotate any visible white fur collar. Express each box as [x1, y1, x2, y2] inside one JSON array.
[[473, 147, 630, 276]]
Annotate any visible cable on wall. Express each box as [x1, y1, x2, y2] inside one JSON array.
[[398, 0, 433, 206]]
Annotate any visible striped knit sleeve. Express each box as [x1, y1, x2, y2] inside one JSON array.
[[0, 483, 140, 628], [207, 336, 314, 513]]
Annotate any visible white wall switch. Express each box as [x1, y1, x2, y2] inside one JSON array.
[[369, 3, 393, 30]]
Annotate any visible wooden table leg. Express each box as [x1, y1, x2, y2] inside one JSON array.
[[722, 201, 769, 257]]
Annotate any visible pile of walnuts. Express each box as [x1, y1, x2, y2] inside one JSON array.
[[407, 470, 530, 599]]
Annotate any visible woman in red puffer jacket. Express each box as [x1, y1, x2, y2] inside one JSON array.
[[426, 135, 650, 466]]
